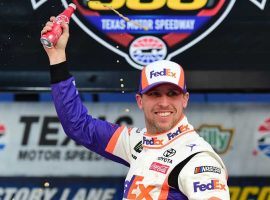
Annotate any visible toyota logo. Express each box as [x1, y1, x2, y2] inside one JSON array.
[[163, 148, 176, 157]]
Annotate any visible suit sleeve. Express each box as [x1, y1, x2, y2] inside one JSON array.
[[178, 152, 230, 200], [50, 62, 131, 166]]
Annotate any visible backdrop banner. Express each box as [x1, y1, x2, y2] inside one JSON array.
[[0, 102, 270, 176], [1, 1, 270, 91]]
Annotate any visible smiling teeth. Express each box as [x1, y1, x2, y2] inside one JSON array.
[[158, 112, 170, 117]]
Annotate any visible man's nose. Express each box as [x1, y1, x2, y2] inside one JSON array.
[[158, 95, 170, 107]]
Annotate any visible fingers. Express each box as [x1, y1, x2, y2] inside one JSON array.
[[41, 23, 52, 35], [61, 22, 69, 35], [46, 21, 54, 27], [50, 16, 56, 22], [41, 16, 56, 35], [41, 16, 70, 36]]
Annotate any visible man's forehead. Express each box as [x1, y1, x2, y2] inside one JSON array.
[[147, 83, 182, 92]]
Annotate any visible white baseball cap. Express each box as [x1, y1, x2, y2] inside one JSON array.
[[138, 60, 187, 94]]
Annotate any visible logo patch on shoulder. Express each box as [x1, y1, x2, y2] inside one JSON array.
[[193, 179, 226, 193], [194, 166, 221, 174], [134, 141, 143, 153]]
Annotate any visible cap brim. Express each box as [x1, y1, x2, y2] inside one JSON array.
[[140, 82, 186, 94]]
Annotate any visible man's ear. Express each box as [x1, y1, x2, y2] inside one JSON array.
[[183, 92, 189, 108], [136, 94, 143, 110]]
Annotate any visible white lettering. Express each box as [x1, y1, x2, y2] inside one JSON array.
[[155, 19, 195, 30], [101, 19, 126, 30], [0, 188, 57, 200], [127, 19, 153, 30], [73, 188, 87, 200], [14, 188, 29, 200], [4, 188, 17, 200], [28, 188, 43, 200], [59, 189, 70, 200], [102, 189, 116, 200], [86, 189, 116, 200], [0, 188, 3, 198], [0, 187, 116, 200], [86, 189, 103, 200], [44, 188, 58, 200], [18, 150, 61, 161]]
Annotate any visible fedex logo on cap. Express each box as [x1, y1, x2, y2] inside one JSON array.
[[150, 68, 176, 79], [139, 60, 185, 94], [193, 179, 226, 193]]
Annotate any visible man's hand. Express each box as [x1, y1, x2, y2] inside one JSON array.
[[41, 16, 69, 65]]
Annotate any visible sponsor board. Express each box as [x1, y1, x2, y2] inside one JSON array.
[[1, 102, 270, 176], [0, 177, 269, 200], [229, 177, 270, 200], [0, 177, 124, 200], [197, 124, 233, 154], [31, 0, 237, 69], [254, 118, 270, 158], [0, 103, 133, 176], [230, 186, 270, 200]]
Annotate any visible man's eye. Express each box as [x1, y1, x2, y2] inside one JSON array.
[[148, 91, 160, 96], [168, 91, 179, 96]]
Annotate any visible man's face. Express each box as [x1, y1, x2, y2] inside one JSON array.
[[136, 83, 189, 134]]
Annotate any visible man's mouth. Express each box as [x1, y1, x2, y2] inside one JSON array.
[[155, 112, 172, 117]]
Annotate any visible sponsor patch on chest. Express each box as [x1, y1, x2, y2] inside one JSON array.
[[149, 162, 170, 174], [157, 156, 173, 164]]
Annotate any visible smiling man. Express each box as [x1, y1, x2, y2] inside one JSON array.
[[41, 18, 230, 200], [136, 61, 189, 135]]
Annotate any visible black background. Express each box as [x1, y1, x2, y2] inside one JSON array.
[[0, 0, 270, 92]]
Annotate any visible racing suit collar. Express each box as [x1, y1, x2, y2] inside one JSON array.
[[142, 116, 194, 149]]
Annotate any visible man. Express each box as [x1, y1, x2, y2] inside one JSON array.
[[41, 18, 230, 200]]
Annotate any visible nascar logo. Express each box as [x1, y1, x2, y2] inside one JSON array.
[[194, 166, 221, 174]]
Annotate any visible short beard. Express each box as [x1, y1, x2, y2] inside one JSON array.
[[145, 117, 176, 134]]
